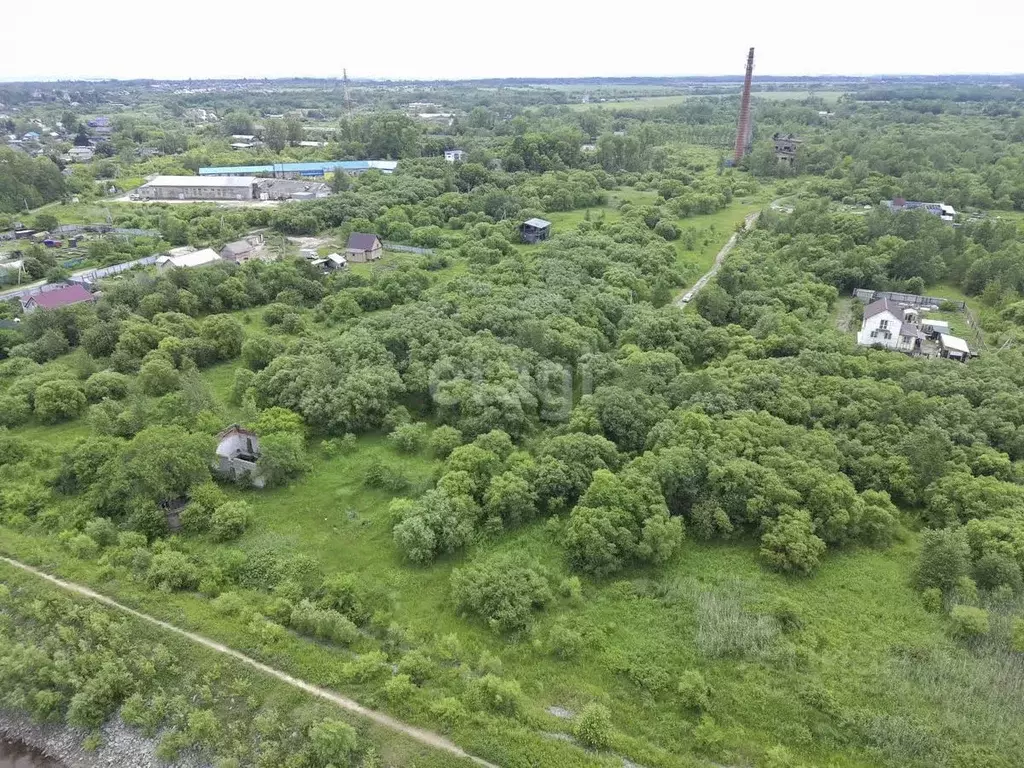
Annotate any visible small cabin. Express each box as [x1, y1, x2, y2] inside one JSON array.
[[215, 425, 265, 488], [345, 232, 383, 263], [520, 218, 551, 244], [939, 333, 971, 362]]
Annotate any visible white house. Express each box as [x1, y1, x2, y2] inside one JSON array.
[[856, 297, 923, 353], [444, 149, 467, 163]]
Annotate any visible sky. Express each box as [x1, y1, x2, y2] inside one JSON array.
[[3, 0, 1023, 81]]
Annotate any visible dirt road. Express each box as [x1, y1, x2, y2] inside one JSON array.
[[0, 556, 498, 768], [676, 210, 760, 307]]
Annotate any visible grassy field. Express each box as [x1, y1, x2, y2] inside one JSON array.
[[567, 95, 691, 111]]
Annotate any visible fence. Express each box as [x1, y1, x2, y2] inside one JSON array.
[[68, 255, 160, 285], [53, 224, 161, 238], [852, 288, 966, 311], [383, 242, 434, 255]]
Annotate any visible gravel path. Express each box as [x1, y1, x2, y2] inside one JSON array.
[[0, 712, 208, 768], [0, 556, 498, 768]]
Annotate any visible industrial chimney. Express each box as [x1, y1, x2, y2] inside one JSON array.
[[733, 47, 755, 166]]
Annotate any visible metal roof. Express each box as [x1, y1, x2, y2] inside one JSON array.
[[940, 334, 970, 354], [523, 218, 552, 229], [197, 160, 398, 176], [144, 175, 257, 188], [346, 233, 381, 251], [157, 248, 222, 268], [23, 283, 94, 309], [863, 297, 896, 320]]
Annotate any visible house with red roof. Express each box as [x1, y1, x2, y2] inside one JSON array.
[[20, 284, 96, 313]]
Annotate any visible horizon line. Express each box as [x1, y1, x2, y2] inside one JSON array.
[[3, 72, 1024, 85]]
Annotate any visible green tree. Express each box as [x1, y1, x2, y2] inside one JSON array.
[[759, 508, 826, 575], [33, 379, 87, 423], [450, 554, 552, 634], [915, 528, 971, 593], [257, 431, 307, 487]]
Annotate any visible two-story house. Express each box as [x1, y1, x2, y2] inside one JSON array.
[[856, 298, 923, 353]]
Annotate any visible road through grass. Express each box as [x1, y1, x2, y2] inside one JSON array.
[[0, 555, 499, 768]]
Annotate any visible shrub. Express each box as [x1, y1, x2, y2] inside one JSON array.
[[252, 407, 305, 436], [677, 670, 713, 713], [343, 651, 389, 683], [138, 357, 180, 396], [1012, 618, 1024, 653], [769, 598, 805, 633], [83, 517, 118, 548], [180, 481, 227, 534], [915, 528, 970, 593], [308, 719, 358, 766], [397, 650, 436, 684], [85, 371, 131, 402], [210, 501, 250, 542], [430, 697, 468, 728], [147, 551, 200, 591], [973, 552, 1023, 593], [290, 600, 359, 646], [953, 576, 979, 606], [573, 703, 612, 750], [388, 421, 429, 453], [68, 533, 99, 559], [949, 605, 990, 641], [546, 621, 585, 660], [34, 379, 87, 423], [466, 674, 523, 718], [257, 431, 307, 487], [759, 508, 826, 574], [383, 673, 416, 706], [450, 554, 552, 634], [428, 425, 463, 458], [229, 368, 255, 406], [921, 587, 943, 613], [212, 591, 248, 616], [692, 714, 725, 754], [364, 464, 409, 493]]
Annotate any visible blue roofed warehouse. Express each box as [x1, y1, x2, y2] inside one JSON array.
[[198, 160, 398, 178]]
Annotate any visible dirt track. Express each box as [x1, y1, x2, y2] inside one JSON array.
[[0, 555, 498, 768], [676, 211, 760, 307]]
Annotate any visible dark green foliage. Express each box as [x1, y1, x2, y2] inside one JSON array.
[[256, 431, 307, 487], [450, 554, 552, 633], [915, 529, 971, 594]]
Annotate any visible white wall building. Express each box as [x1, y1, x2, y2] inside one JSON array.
[[156, 248, 222, 270], [444, 149, 467, 163], [856, 297, 923, 353], [139, 175, 256, 201]]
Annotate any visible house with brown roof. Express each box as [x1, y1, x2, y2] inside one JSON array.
[[20, 284, 95, 313], [344, 232, 383, 263]]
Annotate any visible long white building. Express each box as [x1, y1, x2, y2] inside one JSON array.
[[139, 175, 257, 201]]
